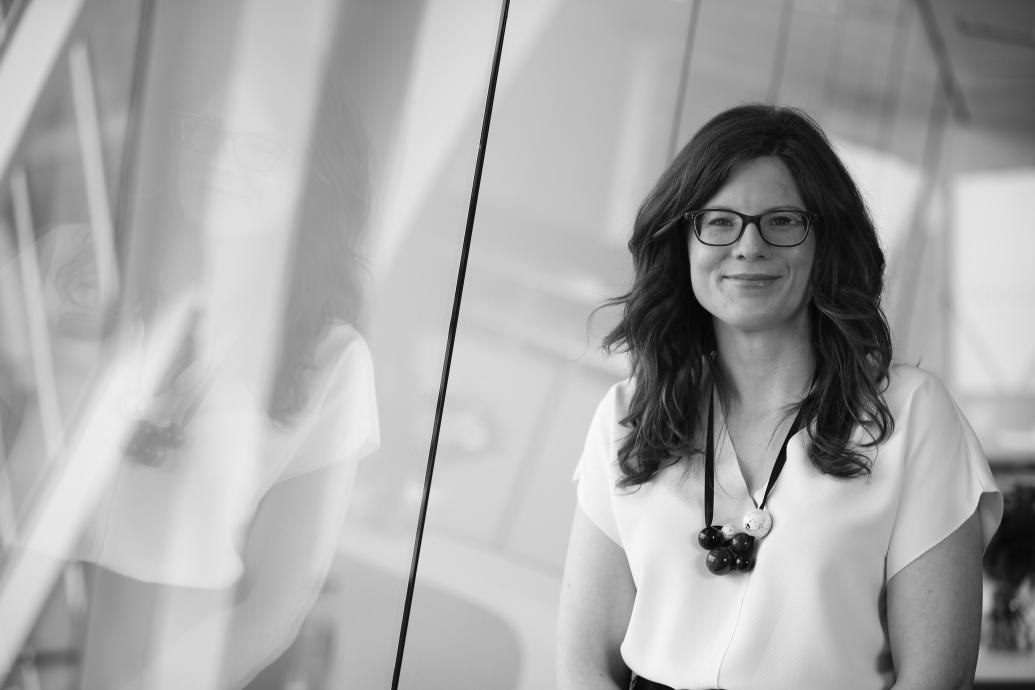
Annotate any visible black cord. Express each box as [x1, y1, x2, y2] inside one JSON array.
[[390, 1, 511, 687]]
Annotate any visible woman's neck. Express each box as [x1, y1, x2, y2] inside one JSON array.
[[714, 322, 815, 417]]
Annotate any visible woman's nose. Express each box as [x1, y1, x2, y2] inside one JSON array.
[[734, 221, 769, 258]]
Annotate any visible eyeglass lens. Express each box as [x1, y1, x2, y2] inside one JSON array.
[[178, 113, 283, 172], [693, 210, 808, 246]]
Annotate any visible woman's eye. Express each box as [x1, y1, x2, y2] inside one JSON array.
[[767, 213, 801, 227]]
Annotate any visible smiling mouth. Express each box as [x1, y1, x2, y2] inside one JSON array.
[[725, 274, 780, 283]]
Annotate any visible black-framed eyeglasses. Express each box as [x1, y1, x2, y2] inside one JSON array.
[[686, 208, 816, 247], [178, 112, 284, 172]]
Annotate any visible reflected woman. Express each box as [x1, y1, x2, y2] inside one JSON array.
[[557, 104, 1002, 690], [70, 83, 379, 688]]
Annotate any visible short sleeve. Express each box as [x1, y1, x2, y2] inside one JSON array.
[[573, 383, 626, 547], [886, 371, 1003, 579], [278, 326, 380, 482]]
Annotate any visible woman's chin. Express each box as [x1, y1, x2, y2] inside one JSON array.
[[713, 306, 811, 338]]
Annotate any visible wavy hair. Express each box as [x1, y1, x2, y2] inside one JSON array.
[[267, 87, 369, 425], [602, 104, 893, 488]]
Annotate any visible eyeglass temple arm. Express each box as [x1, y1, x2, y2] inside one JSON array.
[[651, 213, 686, 240]]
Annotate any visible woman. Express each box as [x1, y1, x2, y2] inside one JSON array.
[[557, 104, 1002, 690], [2, 70, 379, 689], [75, 85, 378, 689]]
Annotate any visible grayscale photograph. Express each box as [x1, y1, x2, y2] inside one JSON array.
[[0, 1, 1032, 689]]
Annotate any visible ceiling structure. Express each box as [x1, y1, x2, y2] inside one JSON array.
[[924, 0, 1035, 134]]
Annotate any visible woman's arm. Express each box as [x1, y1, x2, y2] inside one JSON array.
[[557, 506, 635, 690], [219, 459, 357, 687], [886, 509, 984, 690]]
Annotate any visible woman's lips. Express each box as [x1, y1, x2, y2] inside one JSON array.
[[725, 273, 780, 283]]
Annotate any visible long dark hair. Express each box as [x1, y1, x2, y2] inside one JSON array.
[[267, 87, 369, 425], [603, 103, 893, 488]]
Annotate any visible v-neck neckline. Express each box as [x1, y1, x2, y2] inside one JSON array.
[[713, 397, 798, 508], [715, 421, 767, 508]]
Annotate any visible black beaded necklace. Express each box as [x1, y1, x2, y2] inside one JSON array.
[[698, 390, 804, 575], [125, 328, 211, 468]]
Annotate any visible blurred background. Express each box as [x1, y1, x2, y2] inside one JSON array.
[[0, 0, 1033, 688]]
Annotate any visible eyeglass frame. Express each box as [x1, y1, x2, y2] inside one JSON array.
[[651, 208, 818, 246], [177, 111, 285, 172], [685, 208, 817, 247]]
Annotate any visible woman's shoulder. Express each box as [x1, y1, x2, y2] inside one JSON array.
[[886, 361, 948, 393], [601, 376, 636, 412], [312, 322, 369, 367], [305, 323, 374, 411], [884, 361, 960, 420], [582, 378, 635, 437]]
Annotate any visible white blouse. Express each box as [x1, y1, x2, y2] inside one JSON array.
[[76, 323, 379, 588], [574, 363, 1002, 690]]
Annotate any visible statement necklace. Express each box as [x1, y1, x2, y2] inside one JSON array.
[[125, 330, 212, 468], [125, 407, 195, 467], [698, 390, 804, 575]]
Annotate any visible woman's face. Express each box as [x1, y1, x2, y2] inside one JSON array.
[[688, 156, 816, 338], [175, 91, 298, 233]]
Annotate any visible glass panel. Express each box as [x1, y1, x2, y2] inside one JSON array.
[[0, 4, 145, 562], [324, 1, 504, 687], [778, 1, 842, 115], [397, 1, 691, 687], [0, 0, 29, 57], [77, 0, 148, 222], [0, 49, 93, 529], [876, 0, 945, 367], [879, 0, 939, 168], [2, 0, 501, 688], [821, 0, 902, 150], [0, 0, 148, 687], [677, 0, 789, 135], [397, 0, 1011, 687]]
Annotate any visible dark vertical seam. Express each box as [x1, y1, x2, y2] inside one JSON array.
[[390, 1, 511, 687]]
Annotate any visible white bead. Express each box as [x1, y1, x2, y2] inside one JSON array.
[[720, 524, 737, 540], [742, 508, 772, 538]]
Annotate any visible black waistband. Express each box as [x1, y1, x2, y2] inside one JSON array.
[[632, 678, 675, 690], [631, 677, 723, 690]]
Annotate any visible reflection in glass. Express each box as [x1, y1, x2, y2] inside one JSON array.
[[1, 2, 385, 689], [0, 0, 28, 58], [4, 0, 503, 687], [76, 6, 380, 690]]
